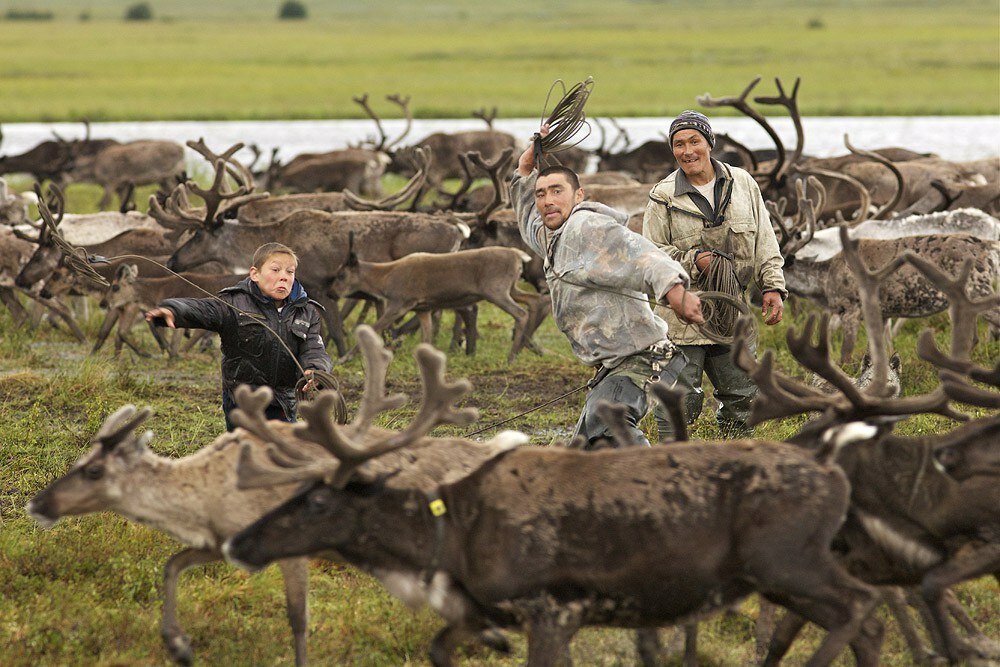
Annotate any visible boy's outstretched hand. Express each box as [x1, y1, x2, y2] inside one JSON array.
[[144, 307, 176, 328]]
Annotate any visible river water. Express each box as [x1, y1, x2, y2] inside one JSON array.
[[2, 116, 998, 168]]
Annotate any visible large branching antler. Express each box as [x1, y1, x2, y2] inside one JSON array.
[[343, 147, 431, 211], [467, 148, 513, 223], [699, 77, 786, 190], [353, 93, 390, 152], [753, 77, 803, 183], [472, 106, 497, 129], [734, 223, 973, 426], [385, 94, 413, 150], [770, 176, 822, 257], [795, 165, 872, 228], [237, 325, 477, 490], [901, 251, 1000, 361], [149, 141, 267, 231], [844, 135, 905, 220]]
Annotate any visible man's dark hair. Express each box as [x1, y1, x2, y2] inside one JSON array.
[[538, 165, 580, 191]]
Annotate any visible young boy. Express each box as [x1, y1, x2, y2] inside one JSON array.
[[145, 242, 333, 431]]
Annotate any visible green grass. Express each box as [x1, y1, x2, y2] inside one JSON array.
[[0, 0, 996, 120], [1, 191, 998, 664]]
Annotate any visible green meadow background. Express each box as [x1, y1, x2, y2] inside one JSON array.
[[0, 0, 997, 120]]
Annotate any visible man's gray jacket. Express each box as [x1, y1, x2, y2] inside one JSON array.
[[512, 170, 690, 369]]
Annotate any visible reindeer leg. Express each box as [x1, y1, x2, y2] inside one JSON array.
[[945, 588, 999, 658], [161, 548, 219, 665], [489, 290, 529, 364], [120, 332, 151, 358], [634, 629, 661, 667], [418, 311, 435, 345], [457, 306, 478, 356], [98, 184, 113, 210], [0, 287, 27, 325], [92, 308, 121, 354], [921, 543, 1000, 664], [755, 599, 778, 663], [314, 293, 348, 357], [526, 608, 580, 667], [882, 586, 937, 665], [682, 622, 698, 667], [277, 557, 309, 666], [762, 611, 807, 666]]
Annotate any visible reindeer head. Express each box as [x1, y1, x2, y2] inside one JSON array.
[[100, 263, 140, 309], [224, 325, 480, 570], [326, 231, 363, 298], [27, 406, 154, 527]]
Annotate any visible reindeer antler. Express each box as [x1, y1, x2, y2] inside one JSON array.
[[344, 148, 431, 211], [94, 405, 153, 452], [466, 148, 513, 223]]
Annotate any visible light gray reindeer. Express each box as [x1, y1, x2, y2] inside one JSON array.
[[27, 333, 521, 665]]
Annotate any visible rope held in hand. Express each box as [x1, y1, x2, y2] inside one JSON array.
[[533, 76, 596, 166]]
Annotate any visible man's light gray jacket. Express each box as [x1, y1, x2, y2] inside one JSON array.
[[512, 170, 689, 369]]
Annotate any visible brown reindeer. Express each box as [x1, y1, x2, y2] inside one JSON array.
[[223, 327, 885, 667], [732, 225, 1000, 665], [70, 139, 186, 210], [328, 241, 547, 364], [0, 120, 117, 184]]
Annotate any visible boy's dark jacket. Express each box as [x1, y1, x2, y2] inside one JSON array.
[[159, 277, 332, 417]]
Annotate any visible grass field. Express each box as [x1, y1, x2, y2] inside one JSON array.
[[1, 181, 998, 664], [0, 0, 997, 120]]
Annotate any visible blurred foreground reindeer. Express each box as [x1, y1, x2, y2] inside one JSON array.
[[734, 225, 1000, 665], [223, 326, 886, 666]]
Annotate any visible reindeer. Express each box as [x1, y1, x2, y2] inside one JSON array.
[[329, 241, 547, 364], [0, 120, 117, 184], [26, 346, 520, 665], [0, 225, 35, 324], [68, 139, 186, 210], [732, 225, 1000, 665], [388, 123, 516, 207], [153, 145, 470, 356], [772, 181, 1000, 363], [266, 94, 412, 195], [223, 326, 885, 667]]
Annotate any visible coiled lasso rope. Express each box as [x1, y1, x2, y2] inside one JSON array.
[[533, 76, 596, 166], [696, 252, 745, 342]]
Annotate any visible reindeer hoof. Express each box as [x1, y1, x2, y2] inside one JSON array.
[[163, 632, 194, 665], [478, 628, 510, 655]]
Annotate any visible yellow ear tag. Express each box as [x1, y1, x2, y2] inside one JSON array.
[[429, 499, 447, 517]]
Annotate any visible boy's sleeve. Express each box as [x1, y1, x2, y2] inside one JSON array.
[[157, 296, 232, 332], [299, 306, 333, 373]]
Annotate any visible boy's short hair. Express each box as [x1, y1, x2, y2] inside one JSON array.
[[252, 242, 298, 269], [537, 165, 581, 192]]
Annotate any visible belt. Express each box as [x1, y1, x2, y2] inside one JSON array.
[[645, 338, 677, 359]]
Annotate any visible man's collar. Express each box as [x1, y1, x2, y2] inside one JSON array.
[[673, 158, 731, 198]]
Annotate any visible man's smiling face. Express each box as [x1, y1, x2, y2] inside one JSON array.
[[535, 173, 584, 230], [672, 129, 713, 183]]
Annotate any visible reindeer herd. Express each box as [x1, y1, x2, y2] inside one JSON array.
[[3, 78, 999, 665]]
